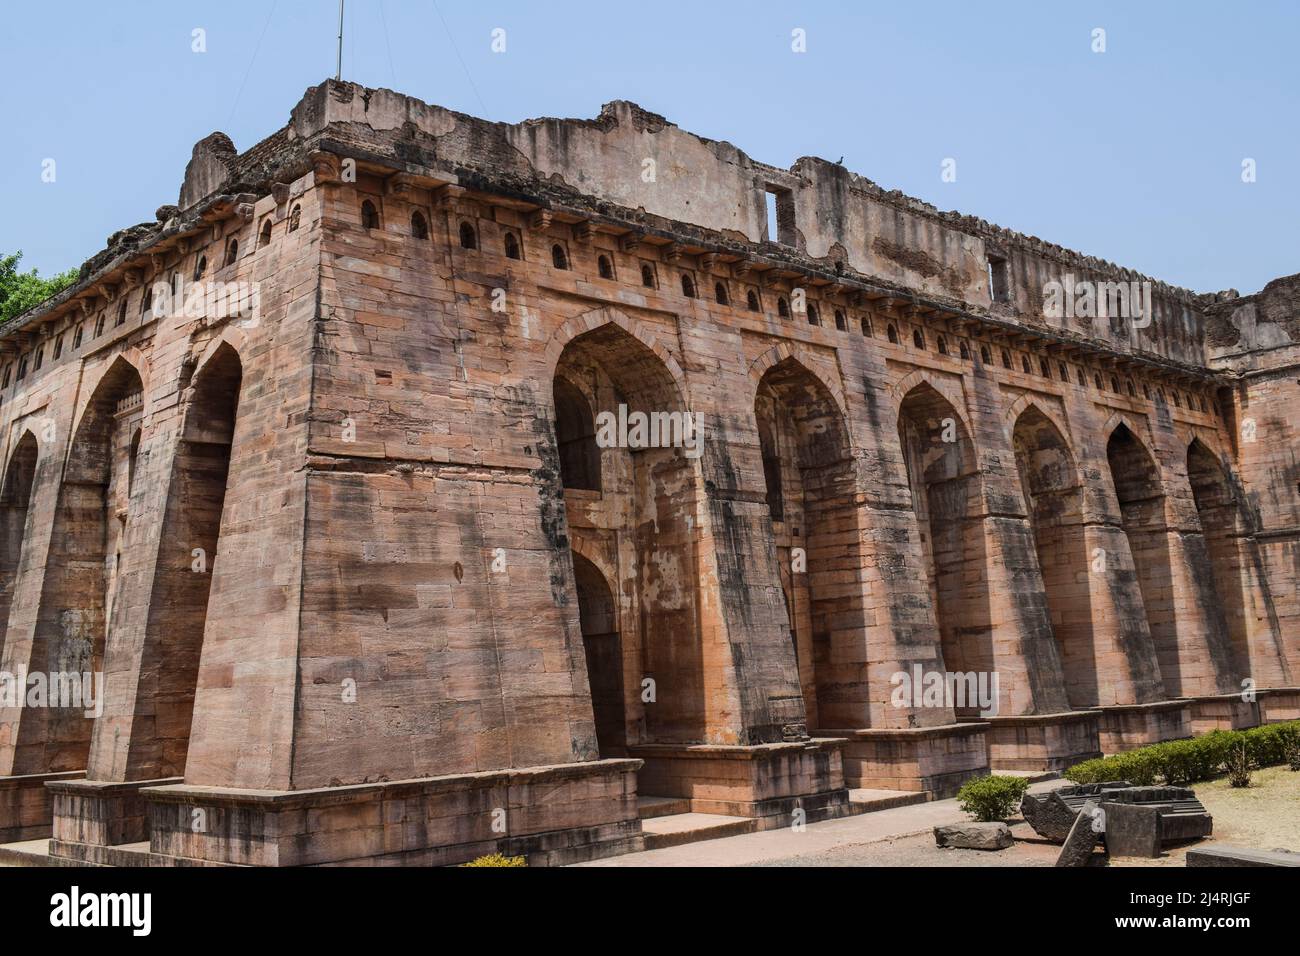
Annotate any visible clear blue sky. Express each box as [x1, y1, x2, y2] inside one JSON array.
[[2, 0, 1297, 294]]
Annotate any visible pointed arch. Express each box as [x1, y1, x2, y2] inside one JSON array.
[[1011, 403, 1095, 707], [0, 429, 40, 658], [748, 342, 849, 425], [544, 307, 688, 414], [891, 370, 972, 441], [754, 355, 862, 728]]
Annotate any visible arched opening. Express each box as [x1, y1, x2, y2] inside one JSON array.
[[834, 309, 847, 332], [1012, 407, 1096, 707], [598, 255, 614, 280], [458, 221, 477, 250], [714, 282, 729, 306], [288, 204, 301, 232], [361, 200, 379, 230], [504, 232, 521, 260], [20, 359, 143, 773], [225, 238, 239, 267], [778, 297, 790, 319], [572, 553, 625, 756], [755, 359, 864, 728], [640, 263, 655, 288], [258, 218, 272, 248], [897, 383, 992, 702], [913, 329, 925, 350], [1186, 440, 1252, 679], [680, 273, 695, 298], [551, 243, 568, 269], [887, 324, 898, 344], [552, 322, 703, 744], [553, 377, 600, 492], [747, 290, 760, 311], [126, 344, 244, 778], [411, 211, 429, 240], [0, 431, 39, 658], [1106, 424, 1181, 692]]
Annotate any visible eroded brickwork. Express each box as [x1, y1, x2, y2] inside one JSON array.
[[0, 80, 1295, 864]]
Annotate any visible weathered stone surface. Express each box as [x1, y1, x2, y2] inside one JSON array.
[[1056, 799, 1103, 866], [1103, 802, 1164, 858], [0, 78, 1293, 866], [934, 822, 1013, 850], [1021, 781, 1132, 843], [1187, 845, 1300, 867]]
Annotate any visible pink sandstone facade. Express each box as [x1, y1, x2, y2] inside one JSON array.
[[0, 80, 1294, 865]]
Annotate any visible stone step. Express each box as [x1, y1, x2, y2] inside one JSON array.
[[847, 788, 931, 812], [641, 813, 756, 850], [637, 795, 691, 820], [0, 839, 53, 867]]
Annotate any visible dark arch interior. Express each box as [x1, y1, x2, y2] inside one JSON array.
[[755, 358, 863, 728], [572, 552, 625, 755], [1012, 407, 1096, 707], [553, 377, 600, 492], [898, 383, 991, 697], [0, 431, 39, 657]]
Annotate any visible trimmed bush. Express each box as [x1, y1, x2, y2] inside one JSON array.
[[462, 853, 526, 868], [1063, 720, 1300, 785], [957, 774, 1031, 822]]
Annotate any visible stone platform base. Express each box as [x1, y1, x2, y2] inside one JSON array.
[[1258, 687, 1300, 724], [1184, 694, 1261, 734], [1093, 700, 1192, 753], [139, 759, 643, 867], [0, 770, 84, 843], [629, 739, 851, 827], [970, 711, 1102, 772], [47, 776, 182, 865], [814, 722, 990, 798]]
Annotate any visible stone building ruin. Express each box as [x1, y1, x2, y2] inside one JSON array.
[[0, 80, 1295, 865]]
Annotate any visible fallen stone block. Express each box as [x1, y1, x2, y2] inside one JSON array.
[[1055, 798, 1103, 866], [1021, 781, 1131, 843], [1102, 802, 1163, 858], [1186, 845, 1300, 867], [934, 822, 1013, 851]]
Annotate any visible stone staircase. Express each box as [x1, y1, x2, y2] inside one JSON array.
[[635, 787, 931, 851]]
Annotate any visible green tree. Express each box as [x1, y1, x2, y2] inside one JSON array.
[[0, 251, 77, 325]]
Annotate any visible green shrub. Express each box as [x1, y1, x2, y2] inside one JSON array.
[[957, 774, 1031, 822], [462, 853, 526, 867], [1280, 726, 1300, 771], [1062, 720, 1300, 785]]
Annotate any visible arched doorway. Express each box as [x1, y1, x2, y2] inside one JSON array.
[[18, 359, 143, 773], [1012, 407, 1096, 707], [0, 431, 39, 657], [1186, 439, 1251, 680], [551, 322, 704, 744], [1105, 423, 1181, 693], [754, 357, 862, 729], [571, 553, 625, 755], [897, 383, 991, 702]]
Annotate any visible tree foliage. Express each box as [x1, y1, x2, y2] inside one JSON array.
[[0, 251, 77, 325]]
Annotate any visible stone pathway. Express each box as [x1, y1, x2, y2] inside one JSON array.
[[578, 779, 1069, 866]]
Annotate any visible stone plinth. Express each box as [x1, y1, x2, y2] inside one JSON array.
[[816, 723, 989, 797], [1184, 693, 1261, 734], [1257, 687, 1300, 724], [1092, 700, 1192, 753], [47, 776, 182, 865], [141, 759, 643, 867], [0, 771, 84, 842], [629, 739, 850, 825], [971, 711, 1101, 771]]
